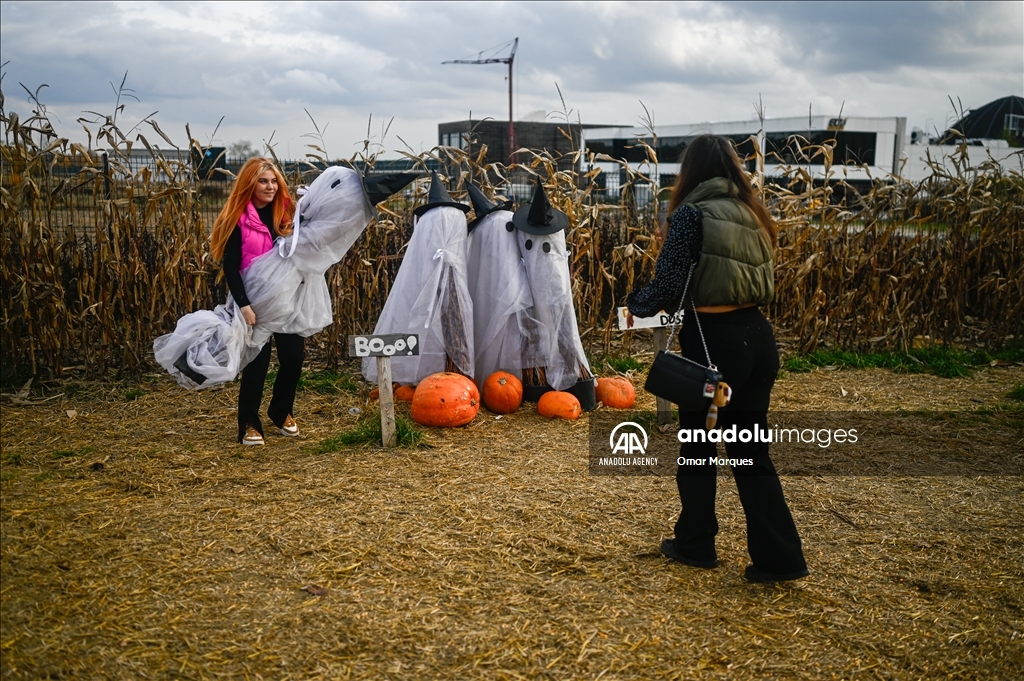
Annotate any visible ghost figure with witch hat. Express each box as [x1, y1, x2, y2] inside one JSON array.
[[513, 179, 596, 409], [362, 171, 475, 385], [155, 167, 419, 389], [464, 182, 548, 390]]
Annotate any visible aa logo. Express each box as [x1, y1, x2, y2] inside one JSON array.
[[609, 422, 649, 456]]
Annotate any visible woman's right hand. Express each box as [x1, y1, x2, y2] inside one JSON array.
[[240, 305, 256, 326]]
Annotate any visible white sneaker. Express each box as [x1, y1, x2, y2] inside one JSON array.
[[242, 426, 265, 446], [279, 415, 299, 437]]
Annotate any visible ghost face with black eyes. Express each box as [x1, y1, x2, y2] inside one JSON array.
[[514, 223, 574, 380], [509, 180, 595, 408], [518, 233, 560, 257], [516, 228, 573, 286], [508, 182, 572, 346]]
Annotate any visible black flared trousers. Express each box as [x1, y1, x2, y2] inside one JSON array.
[[672, 307, 807, 574], [237, 333, 305, 442]]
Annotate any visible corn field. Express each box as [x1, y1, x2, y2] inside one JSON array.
[[2, 86, 1022, 381]]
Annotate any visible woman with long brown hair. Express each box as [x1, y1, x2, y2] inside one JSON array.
[[626, 134, 808, 582], [210, 157, 303, 446]]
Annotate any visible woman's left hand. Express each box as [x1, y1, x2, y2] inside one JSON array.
[[657, 219, 668, 242], [625, 310, 635, 329], [240, 305, 256, 326]]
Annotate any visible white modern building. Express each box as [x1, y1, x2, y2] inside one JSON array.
[[582, 113, 1022, 200]]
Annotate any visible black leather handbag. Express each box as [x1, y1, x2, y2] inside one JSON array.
[[642, 262, 722, 410], [644, 350, 722, 411]]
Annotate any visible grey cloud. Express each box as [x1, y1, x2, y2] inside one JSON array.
[[1, 0, 1019, 153], [723, 1, 1022, 73]]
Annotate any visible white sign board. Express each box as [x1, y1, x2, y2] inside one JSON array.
[[615, 307, 678, 426], [615, 306, 683, 331], [348, 333, 420, 357], [347, 334, 420, 449]]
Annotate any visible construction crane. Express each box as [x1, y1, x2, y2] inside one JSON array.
[[443, 38, 519, 162]]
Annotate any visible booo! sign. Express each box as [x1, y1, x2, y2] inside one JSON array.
[[348, 333, 420, 357], [347, 333, 419, 449]]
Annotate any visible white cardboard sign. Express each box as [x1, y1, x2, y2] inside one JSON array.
[[348, 333, 420, 357], [615, 306, 682, 331]]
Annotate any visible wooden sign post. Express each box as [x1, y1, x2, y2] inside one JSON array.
[[348, 333, 420, 448], [616, 307, 683, 425]]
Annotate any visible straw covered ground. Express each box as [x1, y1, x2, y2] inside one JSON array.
[[1, 357, 1022, 680]]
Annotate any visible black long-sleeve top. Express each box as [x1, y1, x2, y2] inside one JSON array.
[[222, 203, 278, 308], [625, 205, 703, 318]]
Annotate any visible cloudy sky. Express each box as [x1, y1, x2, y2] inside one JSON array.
[[2, 1, 1021, 158]]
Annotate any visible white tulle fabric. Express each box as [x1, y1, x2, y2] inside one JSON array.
[[362, 206, 474, 385], [154, 166, 373, 389], [465, 210, 547, 389], [517, 228, 592, 390]]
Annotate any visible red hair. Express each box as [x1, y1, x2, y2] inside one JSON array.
[[210, 158, 294, 262]]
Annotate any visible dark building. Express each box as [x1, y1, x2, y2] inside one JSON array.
[[191, 146, 228, 181], [942, 95, 1024, 145], [438, 120, 610, 170]]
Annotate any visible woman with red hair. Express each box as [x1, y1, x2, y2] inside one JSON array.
[[210, 158, 303, 446]]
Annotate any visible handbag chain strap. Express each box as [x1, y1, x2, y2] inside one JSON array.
[[664, 262, 717, 372]]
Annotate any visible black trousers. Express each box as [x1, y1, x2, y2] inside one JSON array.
[[672, 307, 807, 574], [237, 333, 305, 442]]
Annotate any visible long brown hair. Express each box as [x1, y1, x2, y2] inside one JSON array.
[[667, 134, 776, 245], [210, 158, 294, 262]]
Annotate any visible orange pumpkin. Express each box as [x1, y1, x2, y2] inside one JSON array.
[[394, 385, 416, 402], [410, 372, 480, 427], [537, 391, 582, 420], [596, 377, 636, 409], [482, 371, 523, 414]]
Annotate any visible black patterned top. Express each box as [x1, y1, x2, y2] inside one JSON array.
[[626, 205, 703, 318]]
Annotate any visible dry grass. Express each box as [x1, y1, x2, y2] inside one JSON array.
[[2, 363, 1022, 679]]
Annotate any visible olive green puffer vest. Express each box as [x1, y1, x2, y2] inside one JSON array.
[[683, 177, 774, 307]]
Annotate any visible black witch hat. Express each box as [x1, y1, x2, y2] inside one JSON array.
[[466, 182, 513, 232], [361, 171, 421, 218], [511, 179, 569, 235], [413, 170, 471, 218]]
